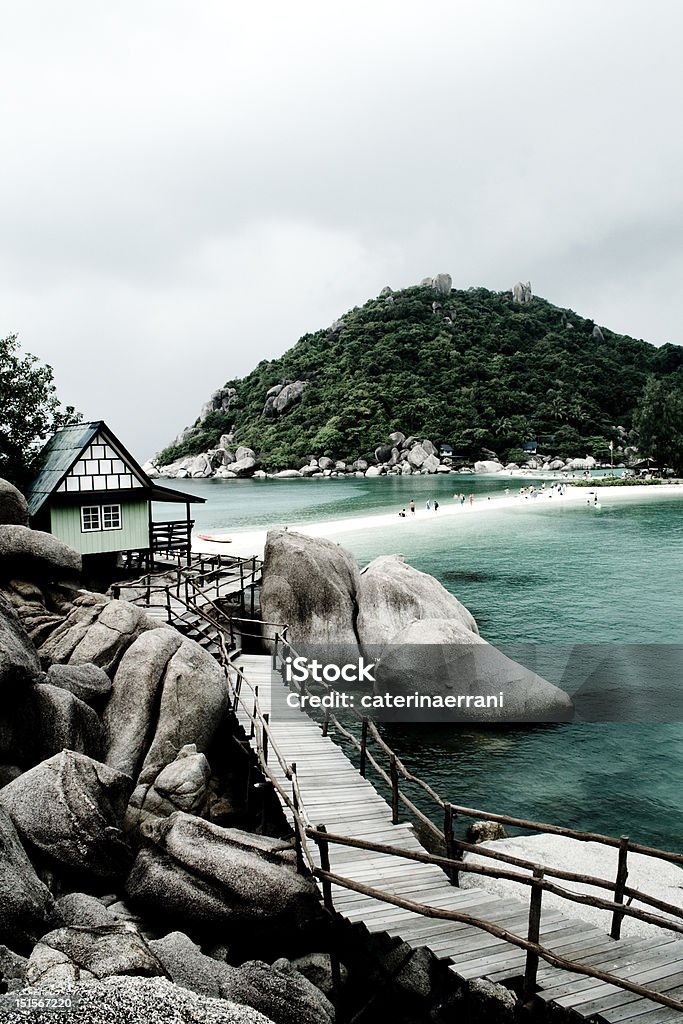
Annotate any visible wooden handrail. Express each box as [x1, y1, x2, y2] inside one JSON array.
[[312, 869, 683, 1013]]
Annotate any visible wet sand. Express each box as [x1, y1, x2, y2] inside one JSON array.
[[192, 483, 683, 560]]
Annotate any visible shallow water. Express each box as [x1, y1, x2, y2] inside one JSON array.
[[159, 477, 683, 849]]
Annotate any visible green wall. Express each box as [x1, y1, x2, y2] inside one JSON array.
[[50, 501, 149, 555]]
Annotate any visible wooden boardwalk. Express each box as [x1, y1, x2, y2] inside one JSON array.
[[232, 653, 683, 1023]]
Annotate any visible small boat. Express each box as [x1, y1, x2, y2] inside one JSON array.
[[195, 533, 232, 543]]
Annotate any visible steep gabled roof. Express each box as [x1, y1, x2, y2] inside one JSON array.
[[26, 421, 205, 516], [26, 422, 102, 516]]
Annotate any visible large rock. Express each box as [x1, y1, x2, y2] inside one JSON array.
[[38, 593, 148, 672], [66, 600, 154, 675], [103, 628, 184, 780], [0, 943, 27, 992], [1, 977, 274, 1023], [433, 273, 452, 296], [474, 460, 504, 473], [25, 924, 165, 986], [135, 639, 228, 787], [512, 280, 532, 303], [406, 444, 428, 468], [126, 813, 321, 932], [227, 959, 335, 1024], [271, 381, 307, 415], [0, 479, 28, 526], [125, 744, 211, 830], [357, 555, 478, 651], [46, 663, 112, 706], [199, 387, 238, 423], [0, 526, 81, 582], [260, 530, 361, 648], [0, 806, 55, 951], [0, 750, 133, 879], [0, 594, 41, 694], [56, 893, 116, 929], [7, 683, 106, 764], [231, 457, 257, 476], [373, 619, 573, 723], [422, 454, 440, 473]]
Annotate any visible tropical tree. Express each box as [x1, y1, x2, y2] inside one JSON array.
[[632, 376, 683, 474], [0, 334, 80, 487]]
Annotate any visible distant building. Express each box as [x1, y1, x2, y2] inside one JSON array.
[[26, 421, 205, 569], [522, 440, 538, 453], [439, 443, 454, 456]]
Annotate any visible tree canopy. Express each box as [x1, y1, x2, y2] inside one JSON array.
[[633, 375, 683, 474], [158, 284, 683, 471], [0, 334, 80, 487]]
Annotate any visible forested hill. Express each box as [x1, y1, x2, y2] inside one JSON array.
[[159, 283, 683, 470]]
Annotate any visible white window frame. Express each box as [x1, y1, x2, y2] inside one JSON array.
[[102, 504, 122, 531], [81, 506, 101, 532]]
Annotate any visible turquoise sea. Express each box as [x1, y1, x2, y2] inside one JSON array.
[[157, 476, 683, 850]]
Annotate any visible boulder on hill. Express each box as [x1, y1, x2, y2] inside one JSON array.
[[260, 530, 361, 649], [125, 813, 322, 932], [0, 805, 55, 951], [0, 479, 28, 526], [474, 460, 504, 473], [373, 619, 574, 723], [0, 750, 133, 880], [357, 554, 478, 651], [0, 526, 81, 583]]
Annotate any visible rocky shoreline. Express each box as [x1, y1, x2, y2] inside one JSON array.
[[147, 429, 614, 482], [3, 476, 565, 1023]]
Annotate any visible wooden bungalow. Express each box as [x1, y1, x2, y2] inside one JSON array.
[[26, 421, 205, 569]]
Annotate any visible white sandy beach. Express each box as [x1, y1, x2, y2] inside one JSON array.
[[192, 483, 683, 560]]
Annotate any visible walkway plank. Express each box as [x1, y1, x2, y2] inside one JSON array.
[[230, 653, 683, 1021]]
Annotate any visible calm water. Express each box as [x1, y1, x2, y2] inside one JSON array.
[[159, 476, 683, 849]]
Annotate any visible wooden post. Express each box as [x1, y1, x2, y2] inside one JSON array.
[[262, 712, 269, 765], [165, 586, 171, 624], [359, 718, 369, 777], [444, 804, 458, 885], [611, 835, 630, 939], [111, 584, 120, 600], [523, 867, 544, 1003], [250, 556, 256, 617], [185, 501, 192, 567], [291, 763, 306, 874], [249, 684, 258, 740], [272, 632, 279, 671], [316, 824, 335, 912], [322, 707, 330, 737], [390, 755, 399, 825]]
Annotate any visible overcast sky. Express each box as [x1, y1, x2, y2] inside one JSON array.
[[2, 1, 682, 460]]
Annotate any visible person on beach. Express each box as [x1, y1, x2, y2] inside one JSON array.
[[426, 499, 431, 511], [433, 500, 439, 512], [398, 508, 407, 518], [460, 493, 465, 506], [468, 493, 474, 506], [409, 500, 416, 515]]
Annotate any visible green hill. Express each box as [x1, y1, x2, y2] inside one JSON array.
[[159, 283, 683, 470]]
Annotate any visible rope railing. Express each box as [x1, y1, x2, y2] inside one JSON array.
[[148, 569, 683, 1013], [269, 630, 683, 939]]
